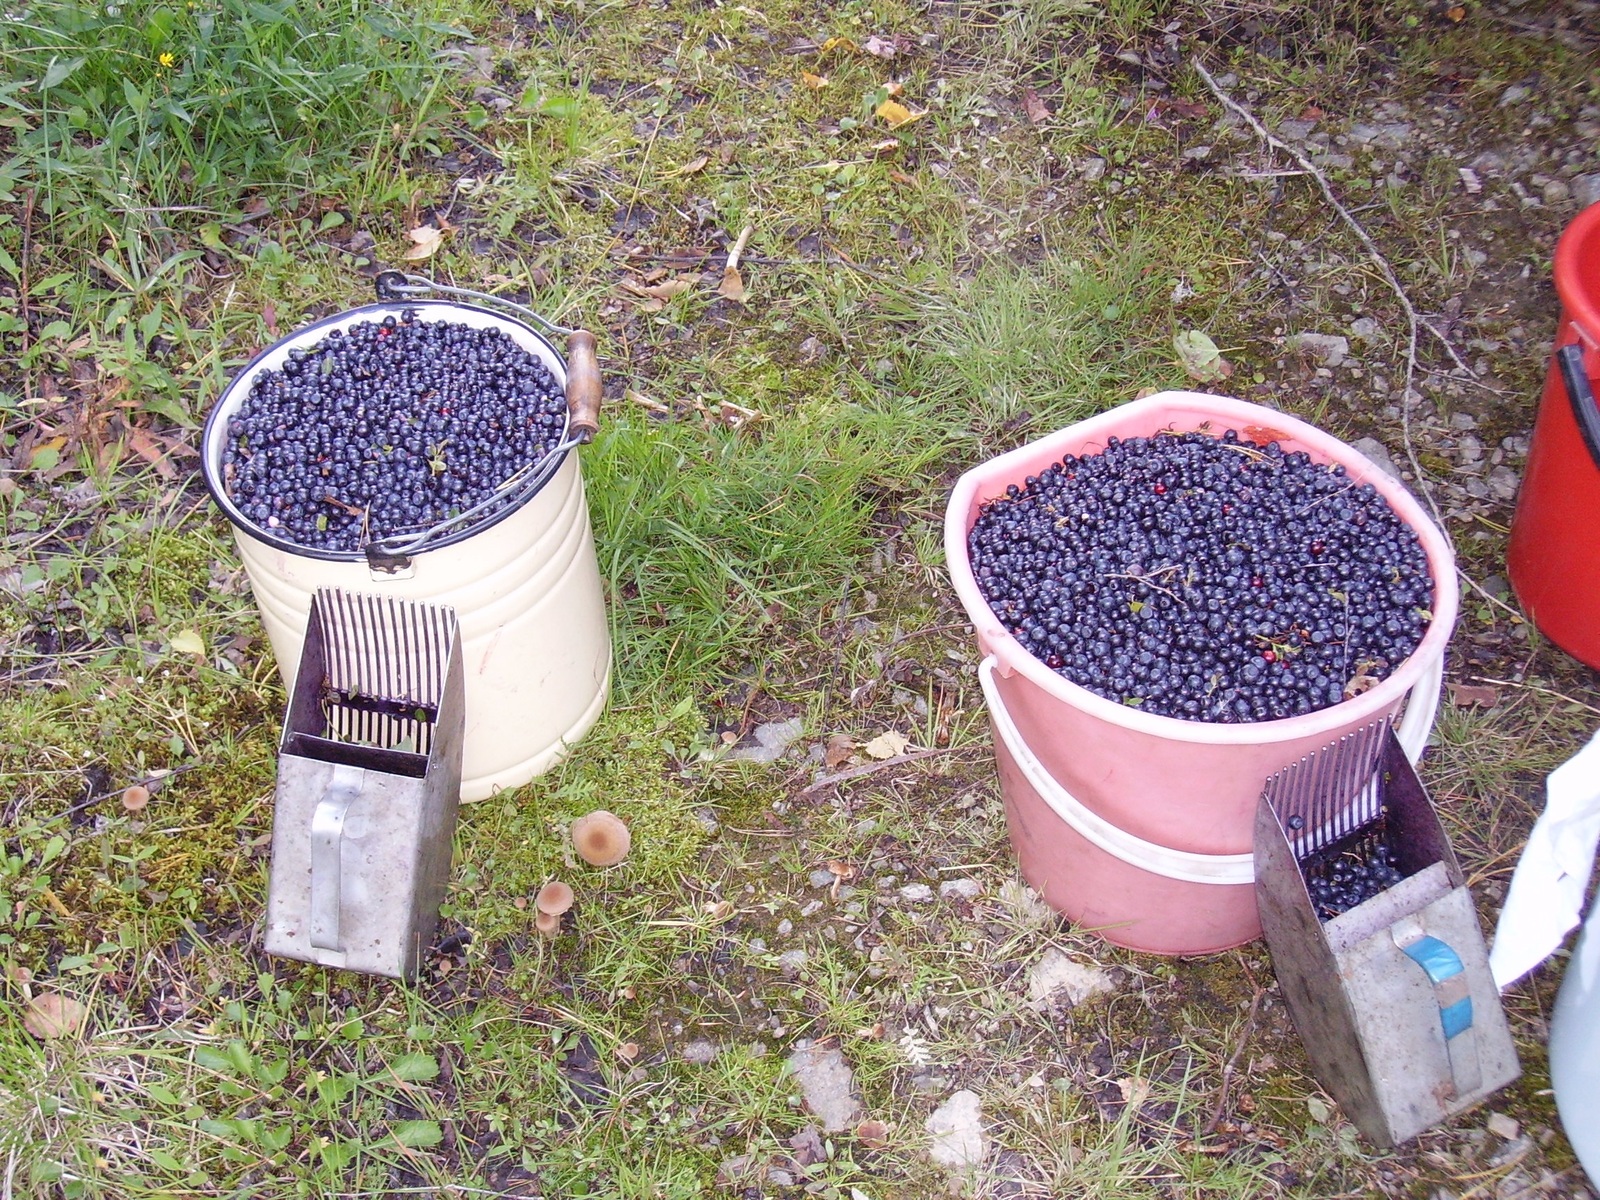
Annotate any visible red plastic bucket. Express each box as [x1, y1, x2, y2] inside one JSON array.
[[1507, 202, 1600, 668], [946, 392, 1459, 954]]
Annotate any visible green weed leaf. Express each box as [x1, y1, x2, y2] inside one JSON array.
[[383, 1051, 440, 1082], [39, 56, 84, 91], [390, 1120, 443, 1148], [1173, 329, 1231, 383]]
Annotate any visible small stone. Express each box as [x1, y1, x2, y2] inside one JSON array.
[[1488, 466, 1521, 502], [925, 1089, 988, 1171], [786, 1041, 863, 1132], [1543, 179, 1571, 205], [777, 919, 794, 936], [1487, 1112, 1520, 1141], [1079, 156, 1107, 182], [1181, 144, 1213, 162], [682, 1040, 721, 1065], [1348, 317, 1381, 342], [1449, 411, 1479, 431], [1287, 332, 1350, 368], [1026, 948, 1117, 1009], [939, 879, 981, 901], [1572, 173, 1600, 209], [1350, 437, 1401, 482], [778, 949, 808, 978], [1470, 150, 1507, 174], [1275, 118, 1316, 141], [1499, 84, 1532, 107], [898, 883, 934, 903], [809, 869, 837, 889], [729, 717, 806, 763]]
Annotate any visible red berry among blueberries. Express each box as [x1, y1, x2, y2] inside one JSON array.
[[967, 430, 1433, 723], [221, 310, 567, 553]]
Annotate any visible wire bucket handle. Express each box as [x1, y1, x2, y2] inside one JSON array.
[[363, 272, 604, 573]]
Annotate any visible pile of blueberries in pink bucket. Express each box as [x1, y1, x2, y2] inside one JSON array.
[[966, 429, 1434, 725]]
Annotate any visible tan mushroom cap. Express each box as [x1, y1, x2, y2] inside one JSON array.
[[536, 879, 575, 916], [571, 810, 631, 866], [534, 909, 561, 936]]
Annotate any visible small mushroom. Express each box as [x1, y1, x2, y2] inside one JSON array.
[[536, 880, 574, 917], [121, 785, 150, 813], [535, 909, 562, 938], [571, 810, 631, 867]]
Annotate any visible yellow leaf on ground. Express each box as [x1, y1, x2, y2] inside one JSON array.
[[170, 628, 205, 656], [801, 71, 828, 89], [862, 730, 910, 759], [820, 36, 858, 53], [874, 98, 923, 128], [670, 155, 710, 176]]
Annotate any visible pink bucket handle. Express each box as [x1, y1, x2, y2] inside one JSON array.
[[1395, 643, 1444, 763]]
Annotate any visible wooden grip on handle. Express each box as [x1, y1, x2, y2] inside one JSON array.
[[565, 330, 603, 444]]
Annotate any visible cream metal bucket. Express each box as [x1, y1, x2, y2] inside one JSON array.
[[201, 277, 611, 801]]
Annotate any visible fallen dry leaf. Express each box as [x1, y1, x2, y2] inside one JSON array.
[[862, 730, 910, 759], [621, 276, 694, 304], [170, 628, 205, 656], [1449, 683, 1500, 708], [819, 35, 858, 54], [1343, 672, 1381, 699], [126, 427, 177, 480], [402, 222, 451, 261], [824, 733, 856, 768], [24, 993, 88, 1040], [801, 70, 828, 89], [862, 34, 896, 58], [670, 154, 710, 177], [717, 267, 747, 303], [854, 1118, 890, 1149], [1240, 424, 1292, 446], [1021, 88, 1052, 125]]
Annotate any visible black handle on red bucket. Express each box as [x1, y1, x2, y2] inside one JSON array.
[[1559, 343, 1600, 469]]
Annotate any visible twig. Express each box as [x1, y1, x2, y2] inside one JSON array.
[[1191, 58, 1474, 530], [1468, 675, 1600, 719], [1201, 982, 1264, 1137], [800, 746, 985, 794]]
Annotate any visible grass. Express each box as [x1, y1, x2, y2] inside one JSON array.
[[2, 0, 1598, 1195]]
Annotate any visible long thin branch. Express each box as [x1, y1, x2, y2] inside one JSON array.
[[1191, 58, 1475, 532]]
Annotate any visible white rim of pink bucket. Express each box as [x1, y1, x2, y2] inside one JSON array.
[[945, 391, 1459, 749]]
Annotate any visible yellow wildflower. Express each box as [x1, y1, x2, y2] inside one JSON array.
[[158, 51, 177, 69]]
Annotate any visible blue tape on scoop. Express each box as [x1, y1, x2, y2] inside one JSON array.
[[1440, 997, 1474, 1040], [1402, 935, 1474, 1039], [1402, 935, 1465, 983]]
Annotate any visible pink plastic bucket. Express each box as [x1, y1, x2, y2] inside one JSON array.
[[946, 392, 1458, 954]]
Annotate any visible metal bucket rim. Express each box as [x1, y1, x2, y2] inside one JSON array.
[[200, 298, 573, 563]]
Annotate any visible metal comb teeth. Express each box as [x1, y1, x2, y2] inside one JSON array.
[[1262, 718, 1391, 864], [311, 589, 459, 754]]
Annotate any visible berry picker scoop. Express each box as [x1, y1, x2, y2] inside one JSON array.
[[201, 274, 612, 801]]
